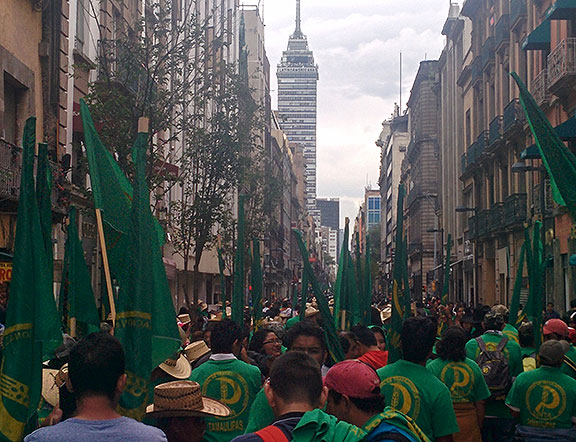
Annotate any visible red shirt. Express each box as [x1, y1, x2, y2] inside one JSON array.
[[358, 350, 389, 370]]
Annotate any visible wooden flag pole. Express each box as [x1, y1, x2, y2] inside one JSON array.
[[95, 208, 116, 325]]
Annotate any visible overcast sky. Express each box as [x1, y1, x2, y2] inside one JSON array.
[[252, 0, 451, 228]]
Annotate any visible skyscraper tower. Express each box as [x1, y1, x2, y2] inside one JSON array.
[[277, 0, 319, 219]]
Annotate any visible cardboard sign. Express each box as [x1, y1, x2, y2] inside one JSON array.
[[0, 262, 12, 283]]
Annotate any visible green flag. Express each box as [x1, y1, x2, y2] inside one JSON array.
[[217, 247, 227, 319], [364, 233, 373, 325], [389, 184, 409, 363], [511, 72, 576, 221], [293, 229, 345, 362], [250, 238, 263, 328], [353, 233, 364, 326], [299, 267, 309, 321], [36, 142, 53, 269], [509, 241, 526, 327], [59, 206, 100, 334], [441, 234, 452, 305], [0, 118, 62, 442], [232, 195, 247, 325], [333, 222, 350, 329], [115, 133, 180, 420]]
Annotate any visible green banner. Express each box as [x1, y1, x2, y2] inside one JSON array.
[[509, 242, 526, 328]]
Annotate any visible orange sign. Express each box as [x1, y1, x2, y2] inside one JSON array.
[[0, 262, 12, 283]]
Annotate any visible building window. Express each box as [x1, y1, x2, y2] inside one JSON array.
[[3, 74, 27, 145]]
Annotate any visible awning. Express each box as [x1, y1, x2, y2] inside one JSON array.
[[521, 144, 541, 159], [546, 0, 576, 20], [522, 19, 551, 51], [520, 118, 576, 159]]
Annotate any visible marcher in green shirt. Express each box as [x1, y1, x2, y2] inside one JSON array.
[[428, 327, 490, 442], [491, 304, 520, 345], [518, 322, 537, 372], [465, 310, 522, 442], [377, 317, 459, 441], [506, 340, 576, 440], [244, 320, 329, 433], [189, 320, 262, 442], [543, 318, 576, 380]]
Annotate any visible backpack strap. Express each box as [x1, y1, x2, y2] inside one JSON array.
[[476, 337, 487, 352], [496, 335, 509, 352], [255, 425, 290, 442], [563, 355, 576, 373]]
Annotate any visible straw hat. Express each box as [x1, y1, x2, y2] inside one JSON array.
[[178, 314, 191, 325], [146, 381, 231, 418], [184, 341, 210, 364], [158, 354, 192, 380], [380, 305, 392, 322], [42, 368, 60, 407], [305, 306, 319, 318]]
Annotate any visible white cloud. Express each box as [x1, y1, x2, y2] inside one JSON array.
[[257, 0, 448, 227]]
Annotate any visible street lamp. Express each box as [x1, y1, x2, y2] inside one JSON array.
[[456, 205, 479, 305]]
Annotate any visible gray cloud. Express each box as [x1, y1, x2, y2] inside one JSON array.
[[259, 0, 449, 227]]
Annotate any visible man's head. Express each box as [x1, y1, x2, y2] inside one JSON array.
[[339, 331, 361, 360], [210, 319, 242, 355], [401, 317, 437, 364], [539, 339, 570, 367], [284, 320, 328, 366], [483, 311, 505, 332], [325, 360, 384, 428], [547, 302, 555, 313], [518, 322, 534, 348], [203, 321, 219, 348], [68, 332, 126, 403], [350, 325, 378, 354], [264, 352, 327, 416], [491, 305, 510, 323], [543, 318, 569, 341]]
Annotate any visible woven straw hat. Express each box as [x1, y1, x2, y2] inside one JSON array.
[[42, 368, 60, 407], [178, 314, 191, 325], [146, 381, 231, 418], [184, 341, 210, 363], [158, 354, 192, 380], [305, 306, 319, 318]]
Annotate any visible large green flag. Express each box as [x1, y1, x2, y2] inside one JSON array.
[[299, 267, 309, 321], [115, 133, 180, 420], [232, 195, 247, 325], [352, 233, 364, 326], [293, 229, 345, 362], [250, 238, 263, 328], [509, 241, 526, 327], [522, 222, 544, 350], [441, 234, 452, 305], [59, 206, 100, 334], [333, 222, 351, 329], [36, 142, 53, 269], [217, 247, 227, 319], [389, 184, 409, 363], [364, 233, 372, 325], [511, 72, 576, 221], [0, 118, 62, 442]]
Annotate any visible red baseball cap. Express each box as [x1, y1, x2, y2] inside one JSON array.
[[543, 319, 569, 337], [324, 360, 380, 399]]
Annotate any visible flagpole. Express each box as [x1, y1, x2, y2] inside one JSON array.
[[95, 208, 116, 325]]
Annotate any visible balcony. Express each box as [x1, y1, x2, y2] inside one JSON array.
[[466, 141, 478, 168], [468, 215, 477, 238], [476, 209, 490, 237], [470, 56, 483, 86], [482, 37, 495, 69], [495, 15, 510, 51], [476, 131, 488, 157], [510, 0, 527, 29], [503, 98, 525, 134], [488, 202, 504, 233], [489, 116, 503, 147], [0, 139, 21, 200], [461, 152, 467, 176], [502, 193, 527, 227], [530, 69, 551, 106], [547, 38, 576, 94]]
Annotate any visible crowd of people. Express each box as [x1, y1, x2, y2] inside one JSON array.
[[18, 296, 576, 442]]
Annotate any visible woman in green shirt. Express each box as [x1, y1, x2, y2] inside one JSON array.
[[427, 327, 491, 442]]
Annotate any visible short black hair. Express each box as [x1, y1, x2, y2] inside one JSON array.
[[269, 352, 323, 405], [518, 322, 534, 348], [284, 320, 327, 353], [339, 331, 358, 354], [69, 332, 125, 401], [436, 326, 467, 362], [210, 319, 241, 354], [401, 317, 436, 363], [350, 325, 377, 347], [249, 328, 277, 353], [328, 389, 385, 414]]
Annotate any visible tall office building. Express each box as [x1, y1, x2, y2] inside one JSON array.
[[277, 0, 319, 218]]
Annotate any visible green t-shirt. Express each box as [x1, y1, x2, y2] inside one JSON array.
[[244, 387, 274, 433], [465, 332, 523, 418], [189, 357, 262, 442], [426, 357, 491, 404], [503, 324, 520, 344], [506, 365, 576, 429], [377, 359, 459, 440], [285, 316, 300, 329], [562, 345, 576, 380], [292, 409, 365, 442]]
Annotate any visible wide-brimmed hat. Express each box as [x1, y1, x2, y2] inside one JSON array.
[[158, 354, 192, 379], [184, 341, 210, 363], [146, 381, 231, 418], [380, 306, 392, 322], [305, 306, 319, 318], [178, 314, 191, 325], [42, 368, 60, 407]]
